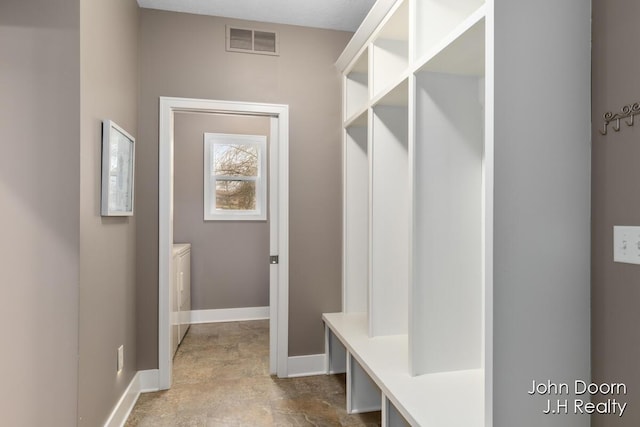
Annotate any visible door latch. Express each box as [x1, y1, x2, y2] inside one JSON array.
[[270, 255, 279, 264]]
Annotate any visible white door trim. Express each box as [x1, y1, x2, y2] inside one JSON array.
[[158, 97, 289, 389]]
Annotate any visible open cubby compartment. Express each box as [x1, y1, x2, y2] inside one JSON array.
[[343, 120, 370, 313], [413, 0, 485, 62], [372, 77, 408, 109], [416, 13, 485, 76], [345, 107, 368, 128], [370, 103, 409, 337], [345, 48, 370, 121], [347, 354, 382, 414], [325, 325, 347, 374], [382, 397, 411, 427], [371, 0, 409, 98], [409, 67, 485, 375]]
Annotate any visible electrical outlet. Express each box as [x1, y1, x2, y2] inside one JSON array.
[[117, 345, 124, 373], [613, 226, 640, 264]]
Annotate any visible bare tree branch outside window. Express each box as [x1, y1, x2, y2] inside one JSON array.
[[204, 133, 266, 221], [213, 144, 259, 210]]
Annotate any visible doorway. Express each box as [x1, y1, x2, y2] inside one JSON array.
[[158, 97, 290, 389]]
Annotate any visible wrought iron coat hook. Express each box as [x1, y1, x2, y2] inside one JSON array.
[[600, 112, 613, 135], [626, 113, 635, 127], [623, 102, 640, 126], [600, 102, 640, 135]]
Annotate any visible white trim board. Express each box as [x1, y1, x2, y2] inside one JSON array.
[[103, 369, 159, 427], [335, 0, 397, 72], [189, 307, 269, 324], [287, 354, 326, 378], [139, 369, 160, 392]]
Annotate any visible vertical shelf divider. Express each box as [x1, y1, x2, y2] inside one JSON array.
[[369, 100, 409, 337], [344, 122, 370, 314]]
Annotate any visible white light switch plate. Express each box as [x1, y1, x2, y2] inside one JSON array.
[[613, 226, 640, 264]]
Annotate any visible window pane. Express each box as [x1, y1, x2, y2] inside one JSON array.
[[216, 180, 256, 210], [213, 144, 259, 177]]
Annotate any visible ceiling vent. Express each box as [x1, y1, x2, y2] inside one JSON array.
[[226, 26, 279, 56]]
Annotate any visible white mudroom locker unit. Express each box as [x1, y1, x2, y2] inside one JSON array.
[[323, 0, 591, 426]]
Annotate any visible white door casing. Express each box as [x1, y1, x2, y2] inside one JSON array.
[[158, 97, 290, 389]]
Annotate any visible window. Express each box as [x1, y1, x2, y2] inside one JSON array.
[[204, 133, 267, 221]]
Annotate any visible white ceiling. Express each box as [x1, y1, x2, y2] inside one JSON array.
[[136, 0, 376, 32]]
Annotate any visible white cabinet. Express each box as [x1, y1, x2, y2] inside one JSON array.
[[326, 0, 591, 425], [172, 243, 191, 357]]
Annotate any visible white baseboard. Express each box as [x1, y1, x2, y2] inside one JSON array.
[[138, 369, 160, 392], [103, 369, 159, 427], [189, 307, 269, 324], [287, 354, 326, 378], [102, 372, 141, 427]]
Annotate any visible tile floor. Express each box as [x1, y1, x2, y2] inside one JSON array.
[[125, 320, 381, 426]]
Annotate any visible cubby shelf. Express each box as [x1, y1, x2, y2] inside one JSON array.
[[330, 0, 591, 425], [345, 49, 370, 119], [344, 106, 369, 128], [371, 76, 409, 108]]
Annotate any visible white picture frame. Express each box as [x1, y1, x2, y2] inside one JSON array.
[[101, 120, 135, 216]]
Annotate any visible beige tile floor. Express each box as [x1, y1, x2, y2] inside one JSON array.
[[125, 320, 381, 426]]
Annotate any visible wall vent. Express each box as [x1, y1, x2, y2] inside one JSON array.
[[226, 26, 279, 56]]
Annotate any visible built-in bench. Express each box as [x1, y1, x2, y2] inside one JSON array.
[[323, 312, 483, 426]]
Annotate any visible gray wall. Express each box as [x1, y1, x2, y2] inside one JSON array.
[[137, 10, 351, 368], [0, 0, 80, 425], [493, 0, 591, 425], [174, 113, 270, 310], [592, 0, 640, 425], [1, 1, 139, 424], [77, 0, 139, 425]]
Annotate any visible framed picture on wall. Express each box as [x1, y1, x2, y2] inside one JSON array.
[[101, 120, 135, 216]]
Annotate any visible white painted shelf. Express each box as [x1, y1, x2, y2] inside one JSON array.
[[372, 76, 409, 108], [344, 106, 369, 128], [345, 50, 370, 120]]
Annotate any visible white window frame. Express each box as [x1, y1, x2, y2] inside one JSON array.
[[204, 132, 267, 221]]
